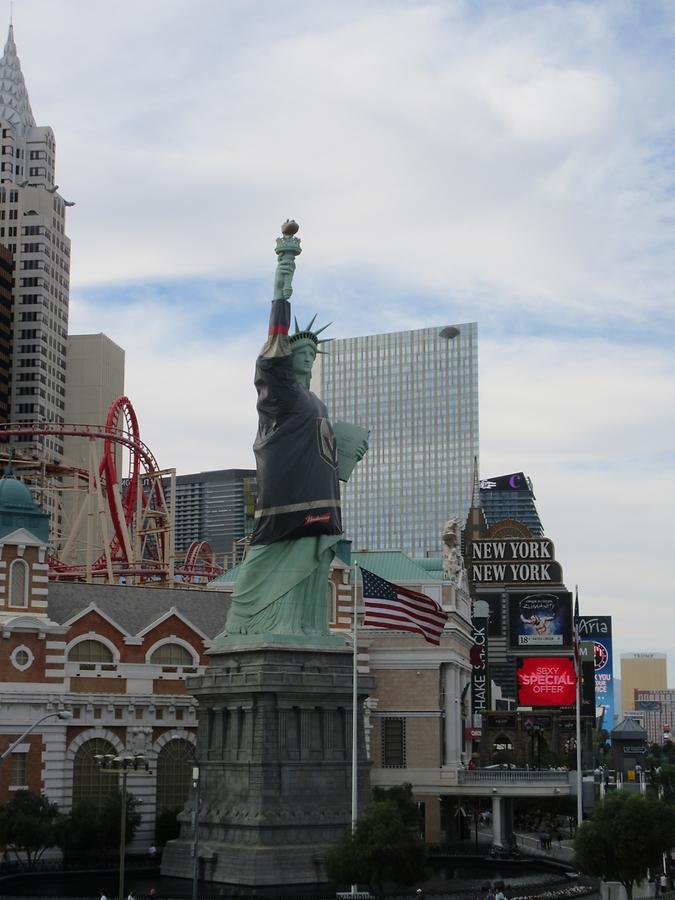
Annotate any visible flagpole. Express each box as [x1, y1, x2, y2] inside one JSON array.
[[574, 585, 583, 827], [351, 562, 359, 896]]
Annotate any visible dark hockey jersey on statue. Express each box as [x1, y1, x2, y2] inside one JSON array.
[[250, 299, 342, 546]]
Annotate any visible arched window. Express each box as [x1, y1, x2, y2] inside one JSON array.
[[149, 643, 194, 667], [8, 559, 29, 607], [492, 733, 514, 765], [156, 739, 193, 813], [72, 738, 118, 809], [68, 640, 114, 663]]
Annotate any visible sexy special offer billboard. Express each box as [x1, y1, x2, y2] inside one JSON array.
[[517, 657, 576, 706]]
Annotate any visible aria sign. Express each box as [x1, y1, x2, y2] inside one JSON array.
[[470, 539, 563, 585]]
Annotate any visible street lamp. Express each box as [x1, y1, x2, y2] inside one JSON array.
[[191, 766, 200, 900], [94, 754, 150, 900], [0, 710, 73, 765], [524, 719, 544, 769]]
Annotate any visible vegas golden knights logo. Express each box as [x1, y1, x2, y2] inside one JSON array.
[[316, 417, 338, 468]]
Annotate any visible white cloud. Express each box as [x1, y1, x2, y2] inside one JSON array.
[[10, 0, 675, 680], [9, 0, 675, 328]]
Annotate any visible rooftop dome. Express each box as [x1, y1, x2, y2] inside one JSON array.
[[0, 472, 36, 510]]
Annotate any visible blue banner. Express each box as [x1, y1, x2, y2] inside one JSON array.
[[578, 615, 614, 741]]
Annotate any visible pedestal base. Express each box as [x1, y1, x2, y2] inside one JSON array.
[[161, 644, 373, 890]]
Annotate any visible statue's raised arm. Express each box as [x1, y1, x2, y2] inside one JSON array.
[[272, 219, 301, 301]]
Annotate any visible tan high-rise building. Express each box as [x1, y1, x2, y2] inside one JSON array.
[[63, 333, 125, 465], [61, 333, 125, 563], [621, 652, 667, 714]]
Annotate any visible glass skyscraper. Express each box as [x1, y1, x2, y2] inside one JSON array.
[[318, 323, 479, 557]]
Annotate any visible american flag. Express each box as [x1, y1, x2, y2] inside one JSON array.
[[360, 567, 448, 646]]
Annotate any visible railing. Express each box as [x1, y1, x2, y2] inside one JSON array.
[[458, 769, 570, 785]]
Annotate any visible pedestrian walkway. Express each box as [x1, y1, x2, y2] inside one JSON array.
[[513, 831, 576, 866]]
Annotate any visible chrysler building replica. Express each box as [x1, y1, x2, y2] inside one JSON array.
[[0, 24, 70, 460]]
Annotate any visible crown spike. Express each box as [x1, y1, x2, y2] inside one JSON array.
[[293, 316, 300, 334], [288, 312, 332, 349]]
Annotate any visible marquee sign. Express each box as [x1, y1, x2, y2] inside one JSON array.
[[470, 539, 563, 585], [517, 657, 576, 706]]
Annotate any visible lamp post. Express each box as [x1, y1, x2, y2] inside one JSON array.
[[94, 754, 150, 900], [0, 710, 73, 765], [191, 766, 200, 900], [524, 719, 544, 769]]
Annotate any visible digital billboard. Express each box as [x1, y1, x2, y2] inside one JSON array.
[[517, 657, 576, 706], [578, 615, 614, 735], [480, 472, 529, 492], [508, 590, 573, 649]]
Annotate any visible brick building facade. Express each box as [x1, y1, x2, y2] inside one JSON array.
[[1, 474, 473, 849]]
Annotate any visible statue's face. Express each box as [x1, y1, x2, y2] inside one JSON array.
[[291, 342, 317, 380]]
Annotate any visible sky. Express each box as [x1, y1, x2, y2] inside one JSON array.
[[7, 0, 675, 684]]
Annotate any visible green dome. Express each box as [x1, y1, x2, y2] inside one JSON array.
[[0, 474, 36, 510], [0, 469, 49, 542]]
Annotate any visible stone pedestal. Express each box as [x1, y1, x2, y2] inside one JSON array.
[[161, 643, 373, 892]]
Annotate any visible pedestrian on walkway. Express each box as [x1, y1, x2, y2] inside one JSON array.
[[660, 873, 668, 894]]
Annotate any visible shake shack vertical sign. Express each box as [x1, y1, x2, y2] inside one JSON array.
[[470, 539, 563, 585], [471, 616, 489, 715]]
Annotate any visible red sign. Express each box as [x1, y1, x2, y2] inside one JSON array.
[[465, 727, 482, 739], [517, 657, 576, 706]]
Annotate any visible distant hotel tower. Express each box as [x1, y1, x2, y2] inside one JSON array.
[[480, 471, 544, 537], [0, 25, 71, 459], [170, 469, 257, 566], [318, 323, 479, 557]]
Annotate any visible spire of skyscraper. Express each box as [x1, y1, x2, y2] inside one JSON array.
[[0, 24, 36, 131]]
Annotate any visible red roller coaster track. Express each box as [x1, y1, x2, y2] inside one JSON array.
[[0, 396, 223, 584]]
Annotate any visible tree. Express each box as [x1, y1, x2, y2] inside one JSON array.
[[574, 791, 675, 900], [155, 806, 182, 846], [650, 763, 675, 803], [62, 792, 141, 859], [0, 790, 62, 869], [98, 790, 142, 851], [325, 784, 426, 898]]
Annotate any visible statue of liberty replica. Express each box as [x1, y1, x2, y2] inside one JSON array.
[[220, 218, 367, 643], [161, 222, 373, 892]]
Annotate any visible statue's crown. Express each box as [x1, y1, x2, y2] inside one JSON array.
[[289, 315, 332, 353]]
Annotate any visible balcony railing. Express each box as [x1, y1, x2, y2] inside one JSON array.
[[458, 769, 570, 785]]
